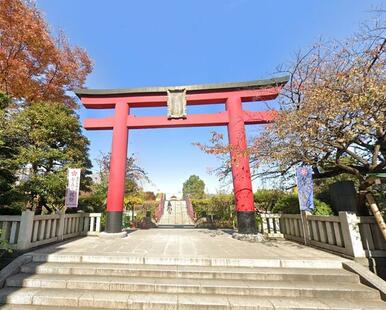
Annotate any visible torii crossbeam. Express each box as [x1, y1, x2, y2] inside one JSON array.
[[75, 76, 288, 234]]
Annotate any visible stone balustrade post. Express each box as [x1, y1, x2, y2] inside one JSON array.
[[83, 214, 90, 235], [17, 210, 34, 250], [57, 212, 66, 241], [96, 215, 101, 233], [339, 212, 365, 258], [261, 214, 268, 234]]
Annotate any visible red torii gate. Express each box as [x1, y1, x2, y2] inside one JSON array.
[[75, 76, 288, 234]]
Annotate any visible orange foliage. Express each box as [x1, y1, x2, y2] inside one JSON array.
[[197, 18, 386, 188], [0, 0, 92, 107]]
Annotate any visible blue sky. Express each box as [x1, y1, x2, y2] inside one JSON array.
[[36, 0, 382, 195]]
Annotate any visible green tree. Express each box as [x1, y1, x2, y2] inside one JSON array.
[[182, 175, 205, 199], [80, 152, 148, 213], [0, 93, 20, 207], [11, 101, 92, 213]]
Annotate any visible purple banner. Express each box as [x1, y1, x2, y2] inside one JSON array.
[[296, 166, 314, 211], [65, 168, 81, 208]]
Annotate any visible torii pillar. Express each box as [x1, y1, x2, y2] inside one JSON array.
[[227, 96, 256, 233], [75, 76, 288, 234], [105, 100, 129, 232]]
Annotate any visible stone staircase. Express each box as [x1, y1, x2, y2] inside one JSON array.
[[157, 200, 194, 227], [0, 254, 385, 309]]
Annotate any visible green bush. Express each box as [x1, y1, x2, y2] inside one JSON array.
[[128, 201, 159, 224], [0, 229, 12, 256], [100, 211, 106, 231], [78, 194, 105, 213], [272, 193, 334, 215], [313, 199, 334, 215], [191, 194, 235, 228], [0, 205, 23, 215], [192, 198, 211, 217], [272, 194, 300, 214], [209, 194, 234, 221], [122, 213, 131, 228], [254, 189, 286, 212]]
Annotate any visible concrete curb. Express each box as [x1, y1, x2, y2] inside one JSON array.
[[343, 261, 386, 301], [0, 254, 32, 288]]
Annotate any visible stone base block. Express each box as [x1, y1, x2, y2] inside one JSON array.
[[98, 231, 127, 239], [237, 211, 258, 234], [232, 233, 265, 243]]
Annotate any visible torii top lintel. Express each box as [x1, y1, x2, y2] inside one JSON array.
[[74, 76, 288, 130]]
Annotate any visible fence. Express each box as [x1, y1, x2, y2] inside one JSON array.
[[154, 194, 166, 222], [184, 195, 196, 221], [358, 216, 386, 258], [0, 211, 101, 251], [260, 211, 386, 259]]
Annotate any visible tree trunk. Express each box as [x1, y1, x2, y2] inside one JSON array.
[[365, 193, 386, 241], [357, 191, 370, 216]]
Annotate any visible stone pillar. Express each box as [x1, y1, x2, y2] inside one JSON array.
[[106, 101, 129, 233], [261, 215, 268, 235], [226, 96, 257, 234], [57, 212, 66, 240], [17, 210, 34, 250], [339, 212, 365, 258]]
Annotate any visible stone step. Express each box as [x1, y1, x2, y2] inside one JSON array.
[[20, 262, 360, 282], [157, 225, 195, 228], [30, 254, 344, 268], [0, 306, 107, 310], [0, 288, 385, 309], [6, 273, 380, 299]]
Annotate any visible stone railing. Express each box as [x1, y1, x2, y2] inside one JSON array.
[[260, 212, 386, 259], [184, 195, 196, 221], [0, 211, 101, 251], [358, 216, 386, 258], [185, 196, 196, 221], [154, 194, 166, 222]]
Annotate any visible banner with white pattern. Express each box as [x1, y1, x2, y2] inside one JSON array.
[[65, 168, 81, 208]]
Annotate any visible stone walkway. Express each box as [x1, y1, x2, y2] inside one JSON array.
[[157, 200, 194, 226], [31, 229, 343, 262]]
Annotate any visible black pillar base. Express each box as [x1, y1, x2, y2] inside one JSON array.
[[106, 211, 123, 233], [237, 211, 257, 234]]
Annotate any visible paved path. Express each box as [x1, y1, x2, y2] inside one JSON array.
[[31, 229, 343, 261], [157, 200, 194, 226]]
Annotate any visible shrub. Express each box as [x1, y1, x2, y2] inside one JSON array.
[[254, 189, 286, 212], [0, 205, 23, 215], [209, 194, 234, 221], [78, 194, 105, 213], [272, 193, 334, 215], [272, 194, 300, 214], [122, 213, 131, 228], [0, 229, 12, 256], [192, 194, 235, 222], [313, 199, 334, 215], [191, 199, 211, 217]]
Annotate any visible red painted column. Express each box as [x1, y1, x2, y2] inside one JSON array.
[[106, 101, 129, 233], [226, 96, 257, 234]]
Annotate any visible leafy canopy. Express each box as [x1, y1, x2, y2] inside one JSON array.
[[0, 0, 92, 107], [198, 18, 386, 193], [182, 175, 205, 199], [12, 101, 92, 212]]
